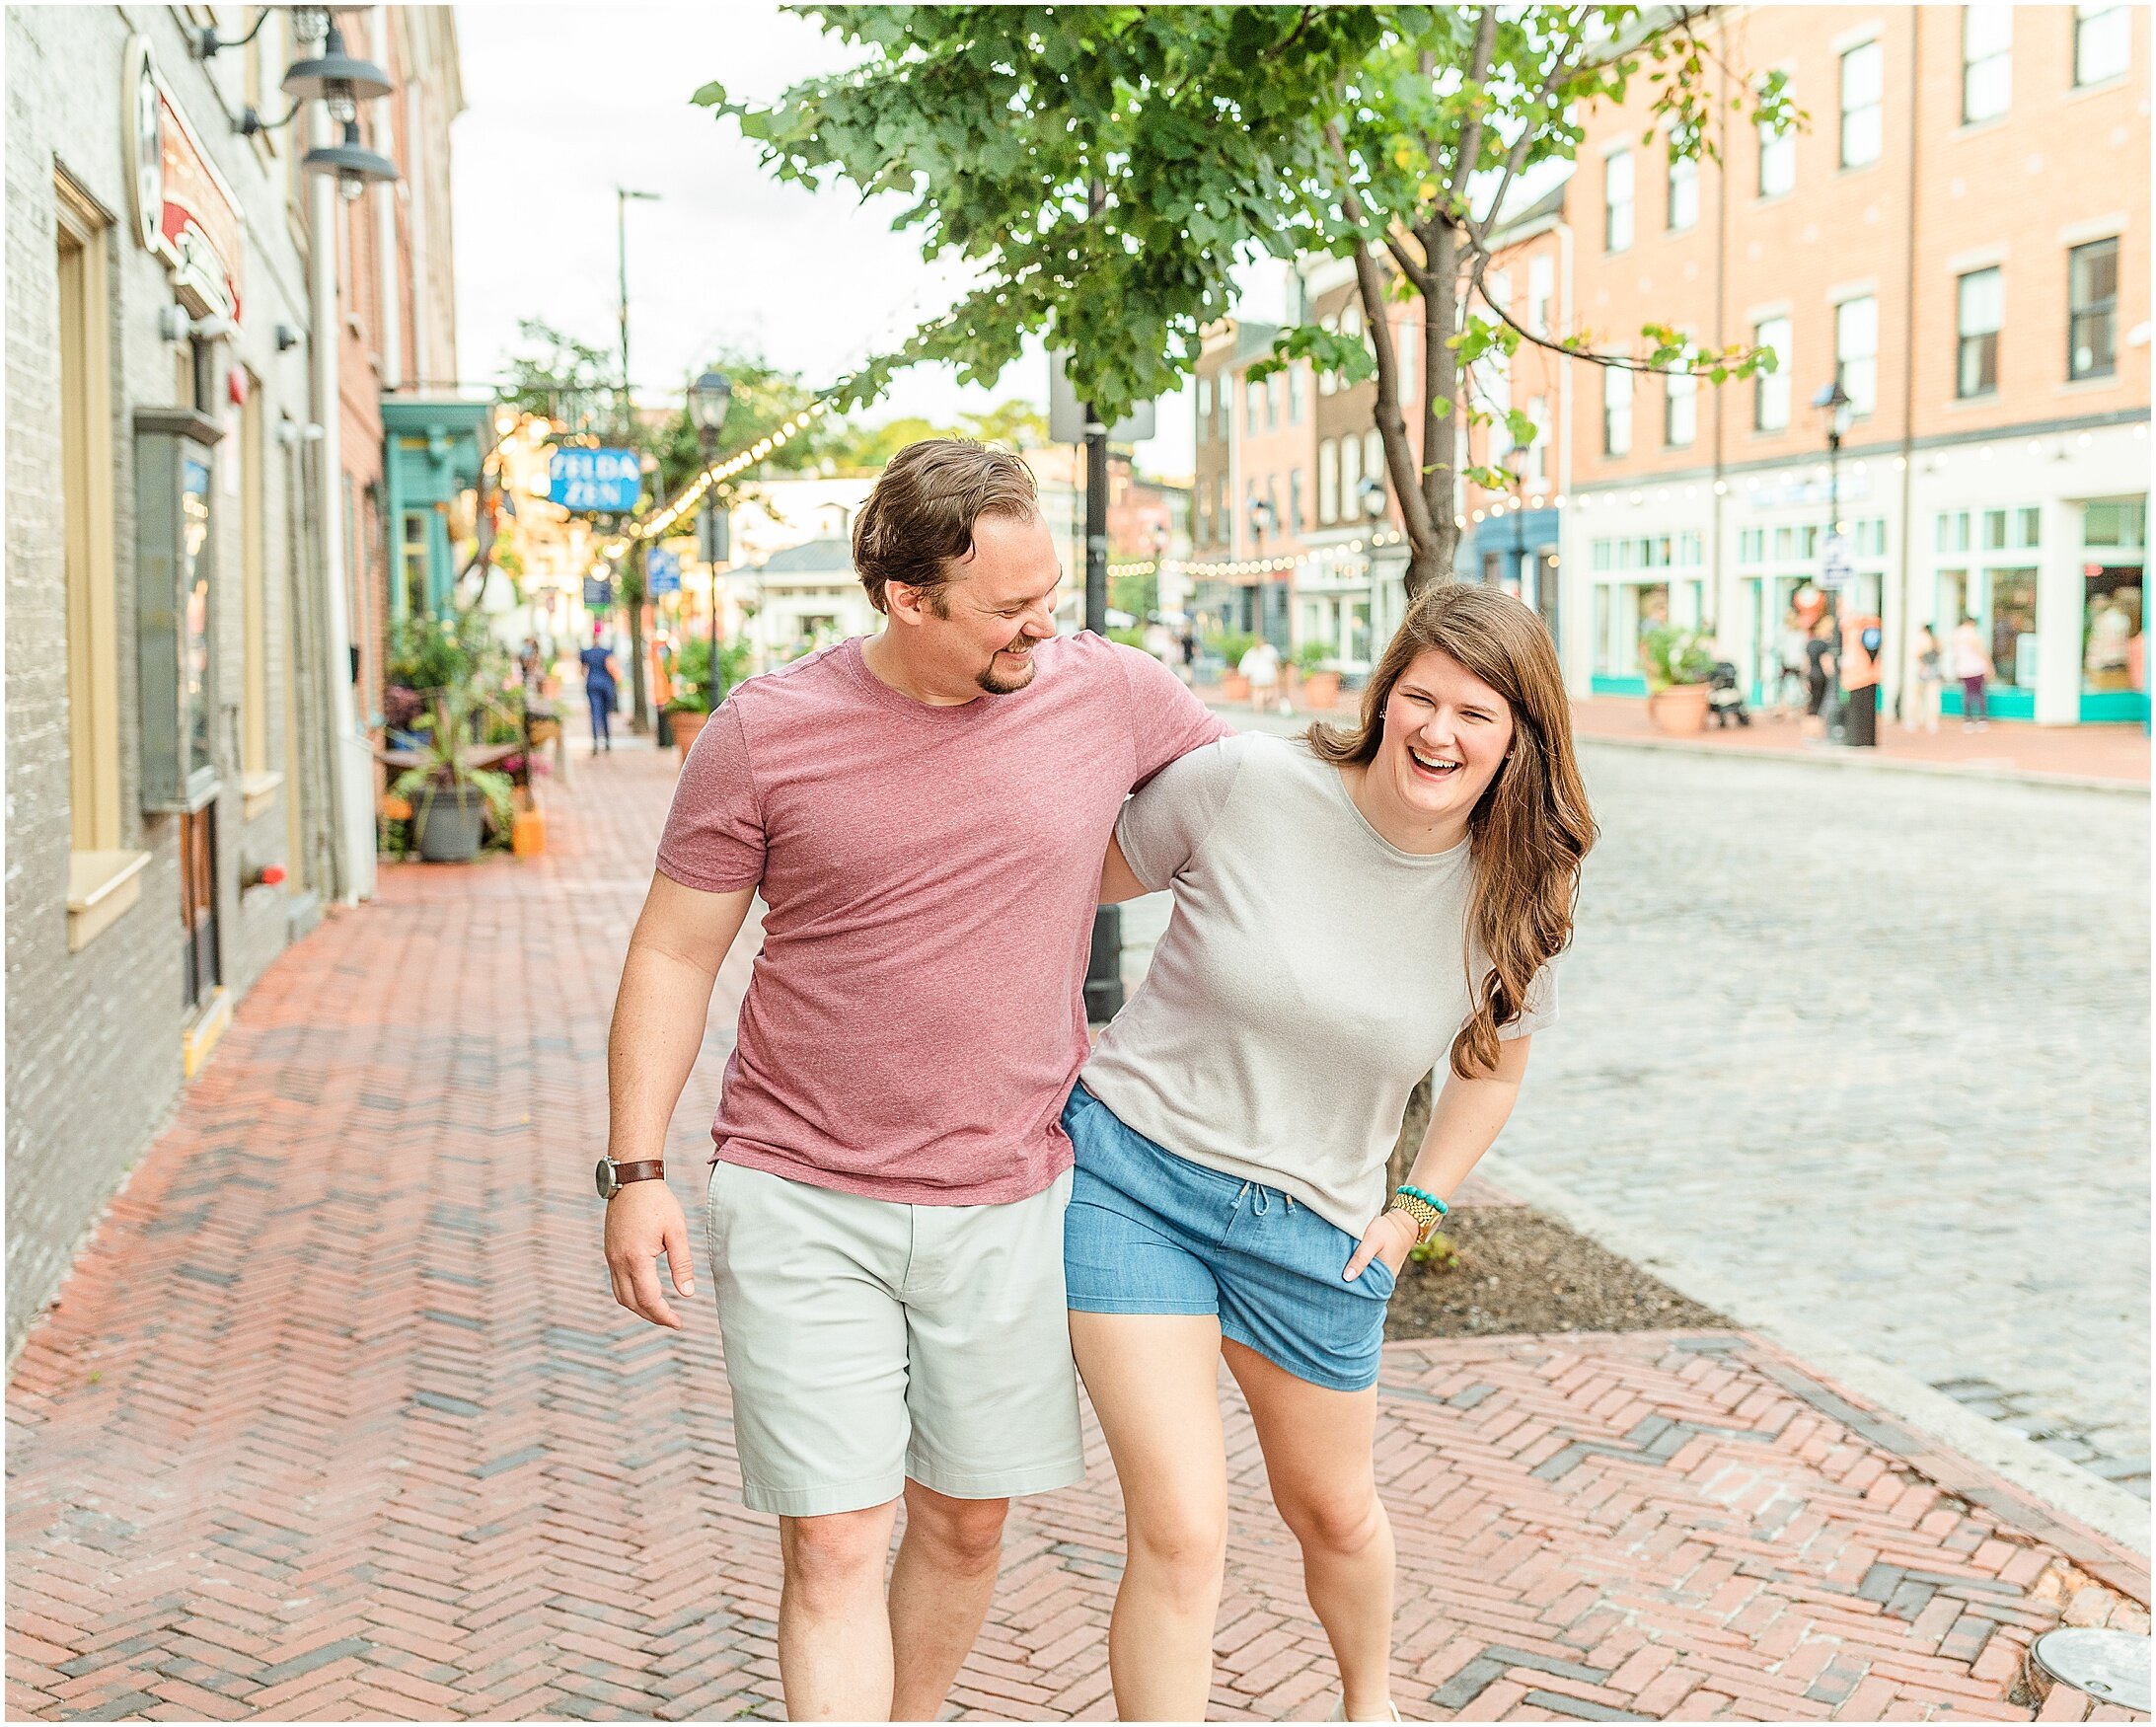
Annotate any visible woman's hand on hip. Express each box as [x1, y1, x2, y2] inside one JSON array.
[[1344, 1207, 1421, 1282]]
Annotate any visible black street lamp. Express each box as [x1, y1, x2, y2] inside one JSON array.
[[1500, 446, 1529, 596], [1247, 495, 1280, 643], [1812, 380, 1854, 744], [688, 370, 734, 704]]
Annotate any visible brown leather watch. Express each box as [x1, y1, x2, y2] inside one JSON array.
[[595, 1158, 665, 1200]]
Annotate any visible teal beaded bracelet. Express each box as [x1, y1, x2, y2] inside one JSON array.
[[1395, 1182, 1450, 1216]]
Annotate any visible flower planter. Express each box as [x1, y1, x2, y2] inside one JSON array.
[[1301, 670, 1342, 710], [409, 783, 489, 863], [670, 711, 710, 760], [1219, 672, 1251, 702], [1647, 683, 1712, 735], [510, 787, 546, 858]]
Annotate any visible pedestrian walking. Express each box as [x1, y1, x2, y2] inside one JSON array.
[[1773, 607, 1810, 718], [1908, 623, 1945, 734], [1802, 613, 1836, 740], [1069, 584, 1594, 1723], [1953, 613, 1992, 729], [518, 636, 543, 692], [1239, 636, 1283, 713], [578, 626, 620, 753], [1178, 622, 1198, 686], [600, 439, 1225, 1723]]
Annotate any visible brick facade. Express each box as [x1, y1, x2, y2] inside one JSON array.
[[2, 7, 465, 1360]]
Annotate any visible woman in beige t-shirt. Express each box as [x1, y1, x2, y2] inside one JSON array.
[[1068, 585, 1597, 1721]]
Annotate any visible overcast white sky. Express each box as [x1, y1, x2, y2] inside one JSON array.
[[448, 3, 1296, 478]]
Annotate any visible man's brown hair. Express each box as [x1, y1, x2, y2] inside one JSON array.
[[852, 439, 1039, 616]]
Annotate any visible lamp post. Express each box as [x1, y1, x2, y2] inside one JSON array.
[[1812, 380, 1854, 744], [688, 369, 733, 706], [616, 188, 660, 436], [1248, 495, 1280, 646], [1357, 477, 1387, 664]]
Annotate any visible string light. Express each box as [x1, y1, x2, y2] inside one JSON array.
[[596, 394, 842, 566]]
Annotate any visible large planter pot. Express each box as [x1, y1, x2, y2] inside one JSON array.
[[1220, 672, 1251, 702], [410, 783, 489, 863], [670, 710, 710, 760], [1648, 682, 1712, 735], [1301, 670, 1342, 710]]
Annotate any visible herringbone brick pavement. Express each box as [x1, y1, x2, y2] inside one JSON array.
[[7, 734, 2148, 1721]]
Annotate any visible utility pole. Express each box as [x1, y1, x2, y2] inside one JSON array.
[[616, 188, 659, 437]]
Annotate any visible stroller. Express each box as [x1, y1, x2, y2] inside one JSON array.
[[1706, 661, 1751, 727]]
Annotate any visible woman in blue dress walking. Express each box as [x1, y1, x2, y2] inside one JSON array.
[[578, 626, 621, 754]]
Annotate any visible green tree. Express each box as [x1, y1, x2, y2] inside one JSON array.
[[701, 6, 1797, 596]]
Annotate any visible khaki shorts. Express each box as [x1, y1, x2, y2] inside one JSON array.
[[704, 1159, 1084, 1518]]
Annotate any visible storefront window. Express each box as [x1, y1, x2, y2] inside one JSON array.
[[2082, 499, 2147, 697], [1594, 581, 1669, 677], [1988, 568, 2039, 688], [1347, 599, 1371, 665]]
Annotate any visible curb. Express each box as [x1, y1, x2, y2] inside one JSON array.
[[1575, 728, 2150, 796], [1201, 699, 2149, 793], [1478, 1149, 2153, 1570]]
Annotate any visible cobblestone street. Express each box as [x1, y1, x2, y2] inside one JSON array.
[[6, 730, 2148, 1721], [1149, 719, 2151, 1498]]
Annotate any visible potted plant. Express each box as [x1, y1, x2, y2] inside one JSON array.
[[664, 638, 753, 758], [1213, 631, 1257, 701], [387, 694, 516, 863], [1640, 624, 1716, 734], [1294, 640, 1341, 710]]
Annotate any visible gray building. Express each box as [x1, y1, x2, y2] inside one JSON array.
[[4, 8, 373, 1355]]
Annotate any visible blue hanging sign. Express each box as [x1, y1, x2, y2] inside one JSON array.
[[582, 575, 615, 608], [647, 547, 681, 596], [550, 447, 644, 513]]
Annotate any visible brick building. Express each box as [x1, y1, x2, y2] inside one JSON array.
[[1559, 3, 2150, 724], [1187, 6, 2148, 723], [4, 6, 464, 1359]]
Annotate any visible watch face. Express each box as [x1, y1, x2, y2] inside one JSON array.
[[594, 1158, 618, 1200]]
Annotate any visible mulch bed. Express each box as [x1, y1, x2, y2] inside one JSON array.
[[1383, 1203, 1727, 1340]]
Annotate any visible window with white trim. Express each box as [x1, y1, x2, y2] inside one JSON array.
[[2069, 237, 2119, 380], [1604, 149, 1634, 251], [1665, 370, 1697, 447], [1602, 366, 1633, 456], [1836, 296, 1878, 415], [1753, 316, 1792, 430], [1318, 438, 1338, 523], [1668, 149, 1698, 231], [1957, 267, 2001, 398], [2075, 4, 2129, 86], [1840, 40, 1883, 168], [1963, 6, 2012, 122]]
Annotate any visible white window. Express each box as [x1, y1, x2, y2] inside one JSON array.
[[1604, 149, 1634, 251], [1318, 315, 1339, 395], [1958, 267, 2002, 398], [1840, 40, 1883, 168], [1245, 375, 1260, 437], [1288, 365, 1305, 423], [1364, 429, 1383, 504], [1758, 110, 1795, 198], [1602, 366, 1633, 456], [1528, 256, 1554, 334], [1318, 438, 1339, 523], [2075, 4, 2129, 86], [1665, 370, 1697, 447], [1668, 150, 1698, 231], [1836, 295, 1878, 415], [1339, 429, 1362, 510], [1196, 376, 1212, 439], [1475, 349, 1510, 417], [1486, 268, 1512, 319], [1525, 397, 1550, 484], [1963, 5, 2012, 122], [1753, 316, 1792, 431]]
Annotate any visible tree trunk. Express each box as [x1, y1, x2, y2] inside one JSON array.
[[1387, 1071, 1435, 1196]]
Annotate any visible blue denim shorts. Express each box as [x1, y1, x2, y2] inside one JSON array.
[[1061, 1083, 1395, 1392]]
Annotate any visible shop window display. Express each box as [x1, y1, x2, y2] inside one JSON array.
[[2082, 499, 2147, 698]]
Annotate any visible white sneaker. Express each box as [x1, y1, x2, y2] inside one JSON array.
[[1328, 1698, 1401, 1721]]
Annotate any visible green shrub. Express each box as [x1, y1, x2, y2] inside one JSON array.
[[1640, 624, 1715, 690]]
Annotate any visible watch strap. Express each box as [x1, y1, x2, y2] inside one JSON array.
[[611, 1160, 665, 1187]]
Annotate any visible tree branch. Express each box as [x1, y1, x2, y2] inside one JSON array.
[[1464, 12, 1588, 253], [1443, 12, 1500, 214]]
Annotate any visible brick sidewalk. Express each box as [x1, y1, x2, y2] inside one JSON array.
[[6, 735, 2148, 1722]]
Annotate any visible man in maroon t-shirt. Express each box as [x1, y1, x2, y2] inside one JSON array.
[[601, 440, 1226, 1719]]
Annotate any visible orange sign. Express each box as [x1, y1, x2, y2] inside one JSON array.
[[124, 37, 245, 325]]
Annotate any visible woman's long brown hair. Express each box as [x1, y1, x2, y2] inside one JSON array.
[[1307, 583, 1597, 1080]]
